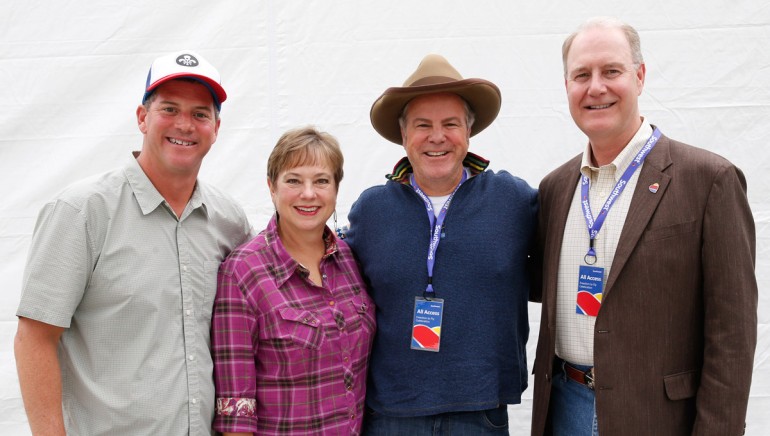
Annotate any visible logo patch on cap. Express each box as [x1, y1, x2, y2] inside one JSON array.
[[176, 54, 199, 67]]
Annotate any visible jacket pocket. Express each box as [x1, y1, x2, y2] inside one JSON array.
[[663, 369, 699, 400], [643, 220, 696, 242]]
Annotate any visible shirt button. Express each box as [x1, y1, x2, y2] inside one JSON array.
[[350, 414, 355, 420], [329, 301, 335, 306], [182, 265, 188, 272], [191, 398, 197, 404], [186, 309, 192, 316], [322, 273, 327, 279], [343, 355, 349, 362], [188, 355, 195, 361]]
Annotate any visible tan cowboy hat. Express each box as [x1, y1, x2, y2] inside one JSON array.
[[370, 54, 501, 144]]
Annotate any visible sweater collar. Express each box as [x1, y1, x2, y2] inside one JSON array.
[[386, 152, 490, 184]]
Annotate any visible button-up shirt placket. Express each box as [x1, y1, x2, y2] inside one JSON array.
[[176, 204, 202, 435]]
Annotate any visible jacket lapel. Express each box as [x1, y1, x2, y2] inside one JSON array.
[[604, 134, 673, 296]]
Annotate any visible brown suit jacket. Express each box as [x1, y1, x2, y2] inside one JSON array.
[[531, 133, 757, 435]]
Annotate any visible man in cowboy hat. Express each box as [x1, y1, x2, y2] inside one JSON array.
[[346, 54, 537, 434], [14, 50, 252, 435], [530, 17, 756, 435]]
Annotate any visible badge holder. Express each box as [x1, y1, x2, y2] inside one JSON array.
[[411, 296, 444, 352], [576, 265, 604, 316]]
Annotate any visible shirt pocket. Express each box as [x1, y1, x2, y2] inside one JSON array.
[[202, 260, 221, 319], [351, 294, 376, 335], [276, 306, 325, 350], [336, 294, 375, 334]]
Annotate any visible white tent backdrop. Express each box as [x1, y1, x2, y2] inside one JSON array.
[[1, 1, 768, 434]]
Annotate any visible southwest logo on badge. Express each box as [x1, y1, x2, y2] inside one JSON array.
[[411, 298, 444, 352], [576, 265, 604, 317]]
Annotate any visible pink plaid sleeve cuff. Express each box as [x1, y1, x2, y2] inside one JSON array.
[[216, 397, 256, 417]]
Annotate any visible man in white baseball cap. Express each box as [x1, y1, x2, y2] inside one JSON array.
[[14, 50, 252, 435]]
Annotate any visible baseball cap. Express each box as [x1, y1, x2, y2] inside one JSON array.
[[142, 50, 227, 110]]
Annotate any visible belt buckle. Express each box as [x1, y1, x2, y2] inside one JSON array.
[[584, 367, 595, 390]]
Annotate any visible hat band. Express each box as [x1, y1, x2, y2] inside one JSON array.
[[409, 76, 461, 87]]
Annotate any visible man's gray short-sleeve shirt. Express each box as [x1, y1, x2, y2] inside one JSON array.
[[18, 155, 252, 435]]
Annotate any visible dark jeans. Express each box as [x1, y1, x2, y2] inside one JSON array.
[[363, 404, 509, 435]]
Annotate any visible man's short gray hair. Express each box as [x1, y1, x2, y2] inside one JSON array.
[[561, 17, 644, 77]]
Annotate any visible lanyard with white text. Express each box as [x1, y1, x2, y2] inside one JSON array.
[[581, 128, 661, 264], [410, 170, 468, 298]]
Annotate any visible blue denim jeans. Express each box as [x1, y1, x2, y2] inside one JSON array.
[[550, 359, 599, 436], [363, 404, 509, 435]]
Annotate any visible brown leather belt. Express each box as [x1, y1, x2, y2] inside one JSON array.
[[563, 361, 595, 390]]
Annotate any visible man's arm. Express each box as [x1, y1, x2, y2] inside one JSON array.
[[694, 164, 757, 435], [14, 316, 66, 436]]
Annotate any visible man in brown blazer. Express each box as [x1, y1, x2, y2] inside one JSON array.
[[530, 17, 758, 435]]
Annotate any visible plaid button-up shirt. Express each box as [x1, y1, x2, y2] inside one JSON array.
[[212, 215, 375, 435]]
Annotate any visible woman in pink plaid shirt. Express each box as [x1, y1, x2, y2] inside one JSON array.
[[211, 126, 376, 435]]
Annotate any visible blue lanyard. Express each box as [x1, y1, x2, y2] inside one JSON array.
[[581, 128, 661, 264], [410, 170, 468, 297]]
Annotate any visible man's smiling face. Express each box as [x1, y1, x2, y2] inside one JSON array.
[[400, 92, 471, 196], [565, 26, 645, 148], [136, 79, 220, 179]]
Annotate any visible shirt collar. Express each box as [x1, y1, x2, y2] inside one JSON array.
[[124, 151, 207, 218], [124, 153, 165, 215], [580, 118, 653, 181], [386, 152, 490, 184], [264, 214, 340, 287]]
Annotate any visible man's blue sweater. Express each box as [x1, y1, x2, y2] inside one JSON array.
[[346, 156, 538, 417]]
